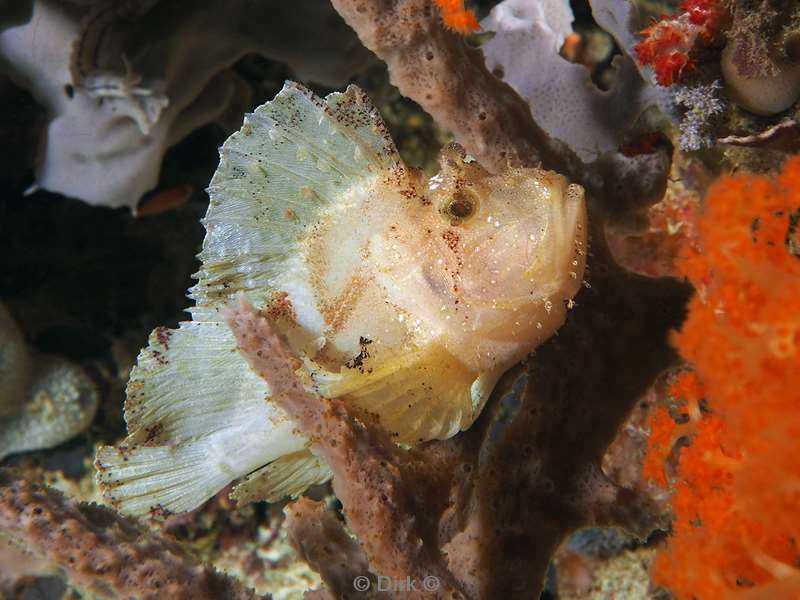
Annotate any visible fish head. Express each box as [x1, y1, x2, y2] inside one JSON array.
[[375, 144, 587, 372]]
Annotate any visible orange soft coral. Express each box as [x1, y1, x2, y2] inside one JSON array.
[[434, 0, 479, 34], [645, 157, 800, 598], [642, 405, 681, 486]]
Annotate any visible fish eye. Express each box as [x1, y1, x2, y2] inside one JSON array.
[[443, 190, 479, 223]]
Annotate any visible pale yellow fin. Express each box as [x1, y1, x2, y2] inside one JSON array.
[[307, 345, 494, 444], [231, 450, 332, 505]]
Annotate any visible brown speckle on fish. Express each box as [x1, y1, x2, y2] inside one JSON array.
[[266, 291, 297, 324], [155, 326, 171, 350], [93, 81, 587, 517]]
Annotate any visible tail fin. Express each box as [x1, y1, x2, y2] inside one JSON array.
[[95, 320, 306, 516]]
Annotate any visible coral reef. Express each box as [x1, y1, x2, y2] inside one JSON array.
[[330, 0, 675, 234], [0, 303, 99, 462], [628, 0, 800, 158], [0, 471, 264, 599], [1, 0, 798, 597], [152, 488, 322, 599], [95, 82, 588, 517], [553, 527, 657, 599], [635, 0, 721, 87], [0, 0, 370, 210], [480, 0, 665, 162], [223, 221, 688, 598], [329, 0, 576, 175], [643, 157, 800, 598], [721, 0, 800, 116], [285, 497, 388, 599], [673, 80, 725, 150], [433, 0, 478, 33]]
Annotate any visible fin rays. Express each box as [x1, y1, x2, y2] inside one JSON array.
[[231, 450, 332, 505], [95, 82, 482, 516]]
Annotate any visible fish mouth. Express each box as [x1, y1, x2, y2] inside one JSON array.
[[523, 182, 586, 287]]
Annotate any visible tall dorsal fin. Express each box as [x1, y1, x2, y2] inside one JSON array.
[[192, 81, 407, 318], [96, 83, 406, 516]]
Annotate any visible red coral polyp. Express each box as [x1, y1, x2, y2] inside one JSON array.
[[434, 0, 479, 34], [680, 0, 720, 32], [656, 52, 695, 87], [635, 0, 720, 86]]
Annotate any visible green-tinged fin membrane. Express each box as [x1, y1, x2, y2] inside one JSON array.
[[231, 450, 332, 505], [193, 81, 405, 320], [96, 82, 404, 516], [95, 322, 306, 516]]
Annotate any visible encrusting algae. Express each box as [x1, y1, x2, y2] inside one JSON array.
[[0, 303, 99, 461], [95, 82, 586, 516]]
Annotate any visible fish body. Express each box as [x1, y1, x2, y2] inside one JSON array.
[[96, 82, 586, 515]]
